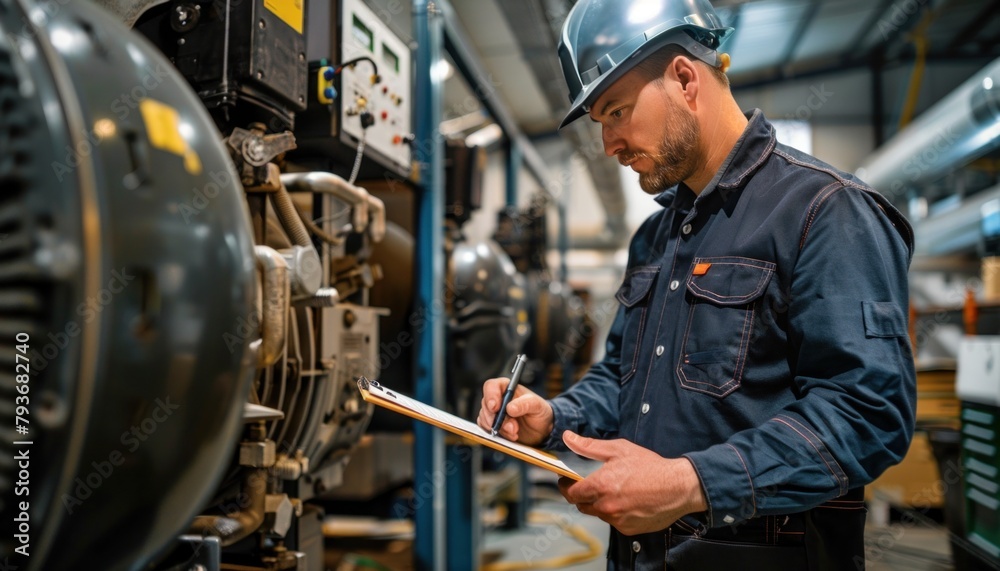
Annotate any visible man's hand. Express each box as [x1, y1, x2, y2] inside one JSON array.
[[476, 378, 554, 446], [557, 431, 708, 536]]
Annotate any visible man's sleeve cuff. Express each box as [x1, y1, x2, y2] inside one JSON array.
[[683, 444, 757, 528], [540, 397, 581, 451]]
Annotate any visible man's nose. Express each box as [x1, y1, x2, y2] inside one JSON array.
[[602, 127, 623, 157]]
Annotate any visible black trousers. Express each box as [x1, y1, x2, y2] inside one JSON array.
[[607, 488, 867, 570]]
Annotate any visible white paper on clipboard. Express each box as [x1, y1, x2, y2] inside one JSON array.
[[357, 377, 582, 480]]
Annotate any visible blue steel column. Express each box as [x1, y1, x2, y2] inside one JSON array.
[[506, 142, 522, 207], [505, 141, 531, 530], [559, 158, 572, 391], [446, 442, 482, 570], [413, 1, 446, 569]]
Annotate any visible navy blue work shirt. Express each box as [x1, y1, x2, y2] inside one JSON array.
[[546, 110, 916, 569]]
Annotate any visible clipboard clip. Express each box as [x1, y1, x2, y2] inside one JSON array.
[[357, 376, 380, 391]]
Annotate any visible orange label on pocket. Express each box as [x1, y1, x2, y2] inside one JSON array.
[[693, 263, 712, 276]]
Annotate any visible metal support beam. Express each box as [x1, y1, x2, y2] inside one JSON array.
[[558, 163, 569, 284], [871, 52, 885, 146], [507, 141, 522, 206], [947, 0, 1000, 51], [735, 0, 937, 90], [731, 53, 993, 92], [869, 0, 934, 58], [436, 0, 554, 198], [845, 0, 897, 59], [413, 1, 446, 569], [446, 443, 482, 571], [779, 1, 821, 70]]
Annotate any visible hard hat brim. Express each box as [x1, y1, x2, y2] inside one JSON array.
[[559, 26, 732, 129]]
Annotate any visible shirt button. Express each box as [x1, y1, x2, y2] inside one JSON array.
[[682, 223, 692, 235], [641, 403, 650, 414], [632, 540, 641, 553], [669, 280, 680, 291], [723, 515, 735, 524], [655, 345, 664, 356]]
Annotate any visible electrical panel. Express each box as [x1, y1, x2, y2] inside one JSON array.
[[134, 0, 309, 131], [339, 0, 411, 172], [298, 0, 412, 178]]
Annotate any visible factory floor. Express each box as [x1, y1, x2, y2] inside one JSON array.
[[483, 497, 954, 571], [325, 452, 962, 570], [481, 456, 960, 571], [484, 506, 957, 570]]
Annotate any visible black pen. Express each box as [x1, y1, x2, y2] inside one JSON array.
[[491, 354, 527, 437]]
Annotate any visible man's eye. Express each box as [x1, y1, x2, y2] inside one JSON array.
[[611, 108, 624, 119]]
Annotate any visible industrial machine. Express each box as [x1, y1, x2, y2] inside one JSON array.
[[495, 199, 586, 393], [2, 0, 569, 568], [125, 1, 396, 569], [368, 140, 532, 420], [0, 1, 257, 568], [0, 0, 403, 568]]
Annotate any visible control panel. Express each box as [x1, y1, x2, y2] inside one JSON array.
[[338, 0, 411, 174]]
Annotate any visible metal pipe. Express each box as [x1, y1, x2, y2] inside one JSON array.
[[188, 468, 267, 547], [281, 172, 371, 237], [271, 184, 313, 249], [856, 57, 1000, 196], [254, 246, 289, 368], [366, 194, 386, 243], [913, 181, 1000, 257]]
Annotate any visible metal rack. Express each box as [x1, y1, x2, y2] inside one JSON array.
[[411, 1, 566, 568]]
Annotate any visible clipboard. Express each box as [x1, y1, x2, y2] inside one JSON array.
[[357, 377, 582, 481]]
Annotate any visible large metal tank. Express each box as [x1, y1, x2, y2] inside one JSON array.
[[0, 1, 257, 568]]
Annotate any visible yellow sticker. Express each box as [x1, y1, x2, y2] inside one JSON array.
[[140, 99, 186, 156], [264, 0, 304, 34], [184, 149, 203, 176], [139, 99, 202, 176]]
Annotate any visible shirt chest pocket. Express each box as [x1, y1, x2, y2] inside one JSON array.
[[614, 265, 660, 386], [677, 257, 775, 398]]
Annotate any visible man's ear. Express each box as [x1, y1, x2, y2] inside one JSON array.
[[671, 55, 699, 102]]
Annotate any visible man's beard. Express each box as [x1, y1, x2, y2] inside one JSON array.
[[619, 106, 700, 194]]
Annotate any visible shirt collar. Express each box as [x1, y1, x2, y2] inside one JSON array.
[[653, 109, 776, 208], [716, 109, 777, 194]]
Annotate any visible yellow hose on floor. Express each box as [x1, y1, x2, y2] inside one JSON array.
[[481, 511, 603, 571]]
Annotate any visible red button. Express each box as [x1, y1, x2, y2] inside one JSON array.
[[392, 135, 402, 145], [381, 111, 389, 121]]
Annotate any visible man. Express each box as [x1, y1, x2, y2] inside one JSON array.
[[477, 0, 916, 568]]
